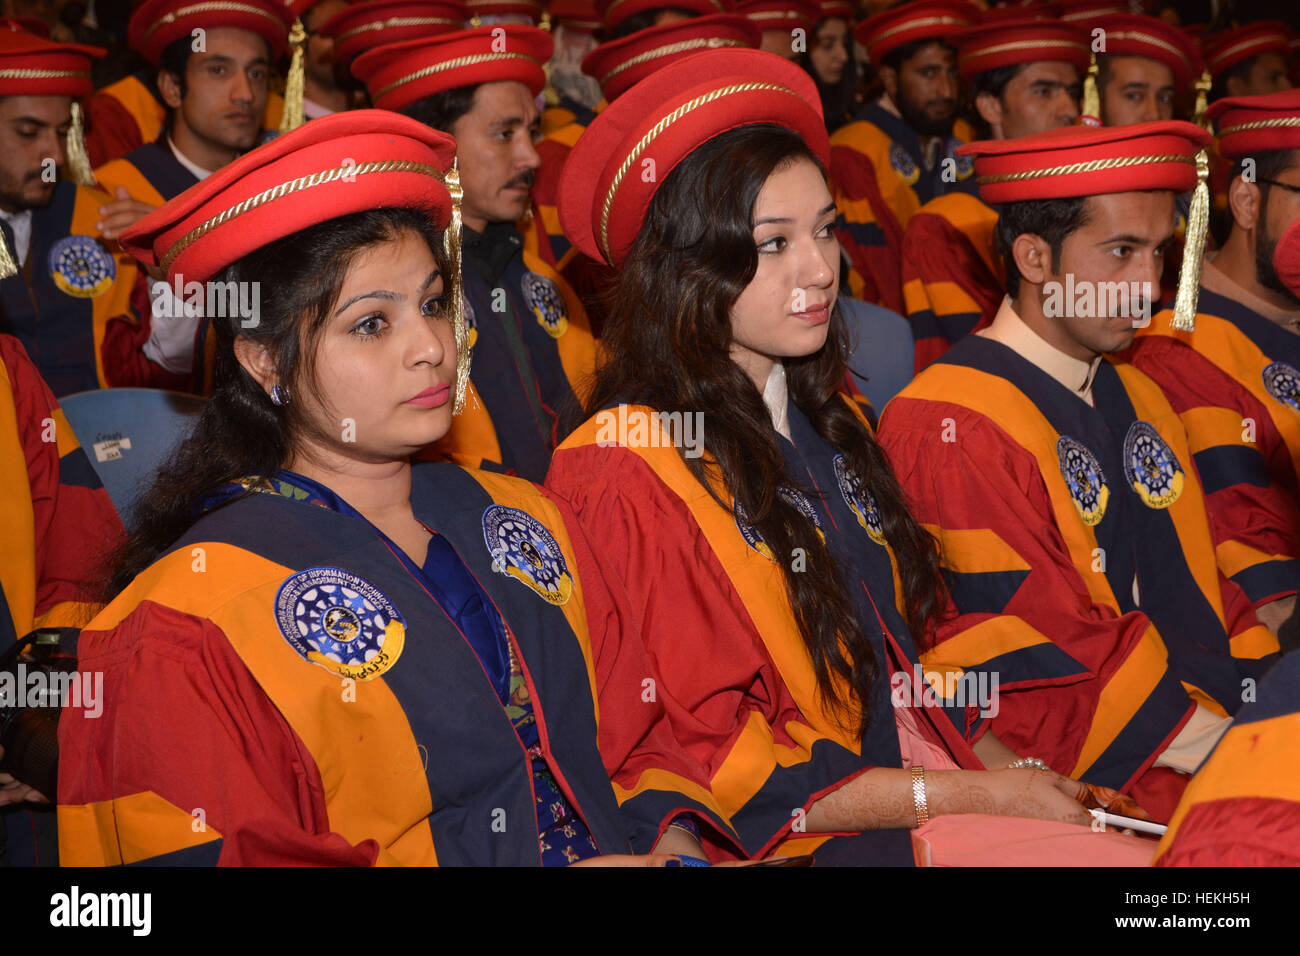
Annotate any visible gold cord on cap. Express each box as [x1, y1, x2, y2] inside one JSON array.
[[280, 18, 307, 133], [0, 228, 16, 279], [1080, 51, 1101, 127], [1171, 148, 1209, 332], [66, 100, 96, 186], [1192, 70, 1211, 131], [444, 159, 471, 415]]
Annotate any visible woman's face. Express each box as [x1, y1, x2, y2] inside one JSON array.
[[810, 18, 850, 85], [295, 230, 459, 460], [729, 157, 839, 389]]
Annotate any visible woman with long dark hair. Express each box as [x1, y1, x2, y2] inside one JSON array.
[[798, 0, 860, 133], [55, 111, 739, 867], [549, 49, 1156, 864]]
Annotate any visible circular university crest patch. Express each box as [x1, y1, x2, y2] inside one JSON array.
[[482, 505, 573, 605], [947, 140, 975, 180], [274, 567, 406, 681], [733, 488, 824, 558], [889, 142, 920, 186], [49, 235, 115, 298], [834, 454, 886, 546], [522, 271, 569, 338], [1123, 421, 1184, 509], [1056, 436, 1109, 526], [1263, 361, 1300, 412]]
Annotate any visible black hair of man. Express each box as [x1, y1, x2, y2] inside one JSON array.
[[969, 62, 1028, 139], [994, 195, 1091, 297], [399, 84, 480, 134]]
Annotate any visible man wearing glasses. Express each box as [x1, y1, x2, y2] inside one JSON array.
[[1130, 90, 1300, 638]]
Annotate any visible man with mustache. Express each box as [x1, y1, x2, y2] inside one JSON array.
[[828, 0, 978, 313], [1129, 90, 1300, 637], [354, 26, 597, 481]]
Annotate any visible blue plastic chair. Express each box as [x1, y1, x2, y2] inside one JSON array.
[[59, 388, 206, 516]]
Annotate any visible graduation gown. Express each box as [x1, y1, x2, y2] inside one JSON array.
[[0, 180, 155, 396], [546, 398, 982, 861], [424, 223, 598, 482], [878, 334, 1279, 821], [57, 463, 736, 865], [1129, 288, 1300, 611], [0, 334, 122, 866], [900, 191, 1002, 374], [829, 103, 978, 312], [1154, 649, 1300, 865]]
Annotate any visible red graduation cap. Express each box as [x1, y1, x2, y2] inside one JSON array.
[[1201, 21, 1291, 79], [319, 1, 468, 70], [596, 0, 730, 33], [128, 0, 297, 65], [0, 28, 103, 98], [957, 119, 1213, 203], [956, 18, 1089, 81], [548, 0, 602, 32], [465, 0, 545, 22], [560, 47, 827, 267], [120, 110, 458, 283], [352, 24, 552, 110], [817, 0, 853, 22], [0, 16, 50, 37], [735, 0, 819, 36], [582, 13, 759, 101], [1055, 0, 1128, 22], [854, 0, 975, 65], [1205, 89, 1300, 161], [1096, 14, 1204, 91]]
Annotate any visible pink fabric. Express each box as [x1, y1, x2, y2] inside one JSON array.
[[894, 701, 960, 771], [912, 814, 1157, 866]]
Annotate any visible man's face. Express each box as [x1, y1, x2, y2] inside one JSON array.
[[304, 0, 348, 89], [1255, 161, 1300, 302], [1047, 191, 1175, 355], [888, 41, 959, 137], [1228, 52, 1294, 98], [450, 81, 541, 232], [163, 26, 270, 153], [0, 95, 71, 212], [979, 61, 1080, 140], [1100, 55, 1175, 125]]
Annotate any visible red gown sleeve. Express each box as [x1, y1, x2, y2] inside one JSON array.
[[58, 602, 395, 866], [85, 93, 144, 171], [901, 211, 1001, 374], [547, 443, 878, 857], [4, 335, 123, 630], [543, 490, 744, 859], [878, 400, 1197, 819], [1127, 334, 1300, 610]]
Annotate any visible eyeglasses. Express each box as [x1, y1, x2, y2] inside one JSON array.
[[1257, 178, 1300, 195]]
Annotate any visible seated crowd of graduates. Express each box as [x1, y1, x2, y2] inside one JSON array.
[[1, 0, 1299, 868]]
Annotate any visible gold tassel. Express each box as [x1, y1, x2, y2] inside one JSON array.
[[540, 10, 552, 30], [444, 160, 472, 415], [0, 228, 17, 279], [1192, 70, 1212, 131], [1171, 148, 1210, 332], [279, 19, 307, 134], [1080, 52, 1101, 127], [66, 100, 96, 186]]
